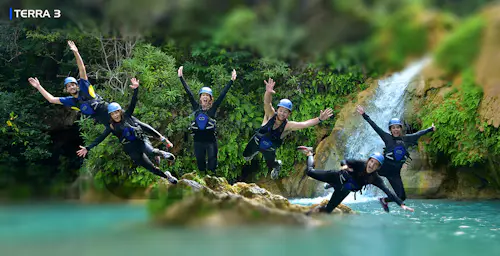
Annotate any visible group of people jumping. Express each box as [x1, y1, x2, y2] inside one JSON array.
[[28, 40, 436, 214]]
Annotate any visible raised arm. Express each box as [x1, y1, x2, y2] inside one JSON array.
[[263, 78, 276, 120], [125, 78, 139, 116], [136, 120, 162, 138], [134, 118, 173, 148], [67, 41, 87, 80], [28, 77, 63, 105], [178, 66, 198, 109], [285, 108, 334, 131], [404, 124, 435, 145], [357, 105, 392, 143], [212, 69, 236, 110]]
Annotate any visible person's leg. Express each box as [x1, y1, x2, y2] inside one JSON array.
[[193, 141, 207, 174], [206, 141, 218, 175], [243, 136, 260, 161], [262, 150, 281, 179], [126, 149, 178, 184], [383, 175, 406, 203], [143, 139, 175, 165], [322, 189, 351, 213], [307, 189, 350, 215], [143, 138, 155, 155], [297, 146, 342, 186], [138, 152, 178, 184]]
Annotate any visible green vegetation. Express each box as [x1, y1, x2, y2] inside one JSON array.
[[418, 69, 500, 186], [434, 15, 486, 75], [1, 0, 497, 198]]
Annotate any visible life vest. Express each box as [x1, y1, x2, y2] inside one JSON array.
[[73, 95, 106, 116], [384, 143, 411, 163], [114, 117, 146, 144], [253, 114, 287, 151], [339, 171, 372, 201], [339, 171, 361, 192], [122, 126, 137, 141], [190, 110, 216, 133]]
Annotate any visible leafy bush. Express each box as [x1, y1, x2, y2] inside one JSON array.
[[419, 69, 500, 167]]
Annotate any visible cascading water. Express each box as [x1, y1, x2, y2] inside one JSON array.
[[290, 57, 431, 206]]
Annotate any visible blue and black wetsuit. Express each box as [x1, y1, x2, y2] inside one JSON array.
[[306, 156, 405, 213], [179, 76, 234, 175], [59, 78, 109, 127], [362, 113, 434, 202], [85, 88, 174, 180], [243, 113, 287, 171]]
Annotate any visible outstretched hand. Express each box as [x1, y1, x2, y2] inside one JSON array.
[[67, 40, 78, 52], [401, 205, 414, 212], [319, 108, 334, 121], [161, 136, 173, 148], [231, 69, 237, 81], [264, 78, 276, 94], [340, 165, 354, 172], [178, 66, 183, 77], [130, 78, 139, 89], [356, 105, 365, 115], [28, 77, 41, 88], [76, 146, 88, 158], [431, 122, 436, 131]]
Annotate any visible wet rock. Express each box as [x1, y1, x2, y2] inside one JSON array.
[[148, 173, 353, 227]]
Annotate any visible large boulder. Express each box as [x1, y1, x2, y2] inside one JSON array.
[[147, 172, 353, 227]]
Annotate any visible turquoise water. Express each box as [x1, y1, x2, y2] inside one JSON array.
[[1, 199, 499, 256]]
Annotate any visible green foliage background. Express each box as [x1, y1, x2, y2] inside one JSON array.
[[1, 0, 498, 197]]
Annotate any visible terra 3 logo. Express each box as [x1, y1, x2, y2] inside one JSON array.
[[9, 8, 61, 20]]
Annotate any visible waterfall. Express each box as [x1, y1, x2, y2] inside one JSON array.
[[290, 57, 431, 206]]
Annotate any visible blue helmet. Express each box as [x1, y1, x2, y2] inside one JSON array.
[[107, 102, 122, 114], [199, 87, 213, 97], [277, 99, 293, 111], [64, 77, 77, 86], [388, 118, 403, 129], [369, 152, 384, 165]]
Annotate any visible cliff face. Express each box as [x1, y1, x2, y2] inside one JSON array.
[[400, 4, 500, 199], [475, 6, 500, 128]]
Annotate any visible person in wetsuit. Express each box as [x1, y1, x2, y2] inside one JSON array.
[[28, 41, 110, 127], [297, 146, 414, 214], [242, 78, 334, 180], [177, 66, 237, 175], [76, 78, 178, 184], [356, 105, 435, 212]]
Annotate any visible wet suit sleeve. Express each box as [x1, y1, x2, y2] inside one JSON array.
[[85, 128, 112, 151], [59, 96, 76, 107], [345, 159, 366, 171], [362, 113, 392, 143], [372, 175, 404, 206], [77, 79, 99, 99], [211, 80, 234, 112], [125, 88, 138, 116], [404, 127, 434, 145], [135, 119, 162, 139], [179, 76, 199, 110]]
